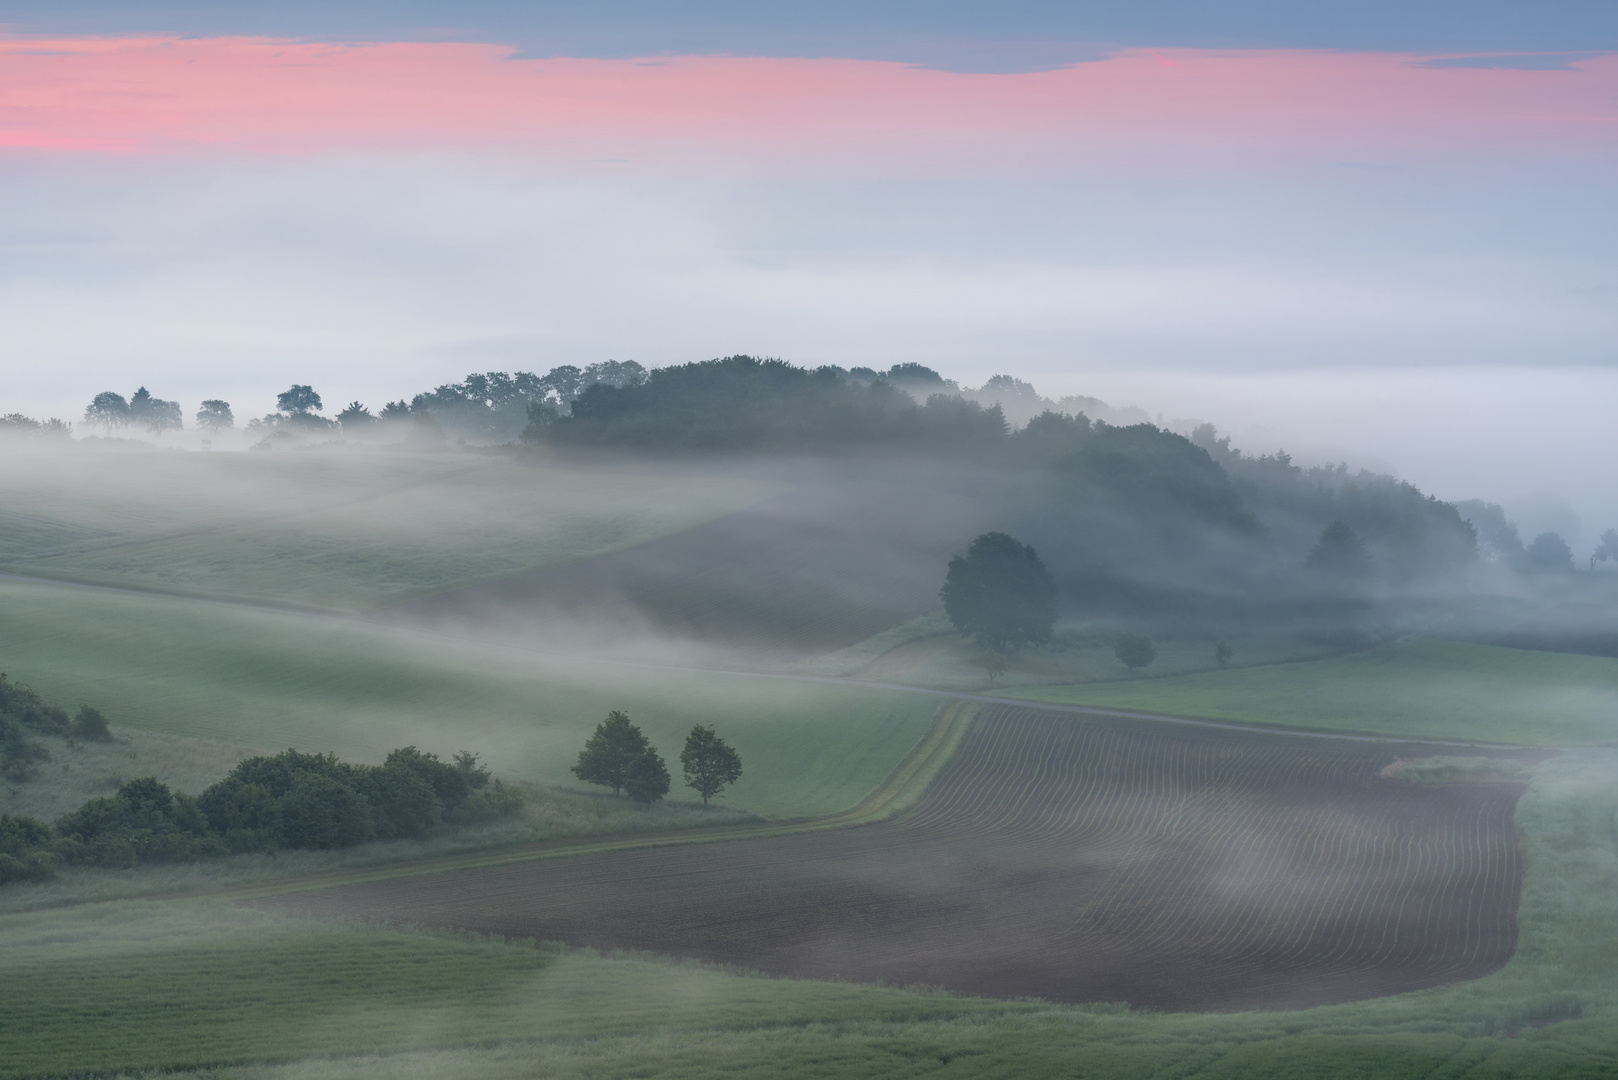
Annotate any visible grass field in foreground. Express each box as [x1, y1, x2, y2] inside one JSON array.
[[0, 577, 935, 820], [1008, 638, 1618, 746], [3, 746, 1615, 1079], [0, 447, 778, 610]]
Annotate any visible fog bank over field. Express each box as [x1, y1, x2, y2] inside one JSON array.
[[1051, 366, 1618, 550], [3, 155, 1612, 547]]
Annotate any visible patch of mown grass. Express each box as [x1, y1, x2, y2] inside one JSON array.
[[0, 578, 937, 820], [4, 748, 1616, 1079], [1007, 638, 1618, 746], [0, 449, 779, 611]]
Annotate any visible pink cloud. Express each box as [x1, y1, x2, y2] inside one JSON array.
[[0, 36, 1612, 170]]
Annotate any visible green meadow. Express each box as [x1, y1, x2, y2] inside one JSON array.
[[3, 745, 1615, 1080], [6, 447, 1618, 1078], [1008, 637, 1618, 746], [0, 447, 778, 610], [0, 575, 935, 820]]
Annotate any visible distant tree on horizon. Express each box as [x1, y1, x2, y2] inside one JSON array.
[[1214, 639, 1234, 667], [1114, 632, 1157, 674], [276, 385, 323, 415], [572, 711, 651, 797], [337, 402, 375, 429], [941, 532, 1058, 655], [84, 391, 131, 434], [196, 400, 234, 433], [680, 725, 742, 806], [129, 387, 183, 438]]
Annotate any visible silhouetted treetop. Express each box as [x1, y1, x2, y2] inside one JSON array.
[[551, 355, 1005, 451]]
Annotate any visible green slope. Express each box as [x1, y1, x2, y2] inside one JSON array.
[[0, 577, 933, 820], [1007, 638, 1618, 746], [0, 448, 778, 611]]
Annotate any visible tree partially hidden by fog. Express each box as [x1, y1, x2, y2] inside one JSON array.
[[336, 402, 374, 430], [681, 725, 742, 806], [195, 400, 234, 433], [128, 387, 183, 438], [1307, 520, 1371, 582], [1114, 632, 1157, 674], [83, 391, 130, 434], [572, 710, 652, 797], [1591, 528, 1618, 572], [942, 533, 1058, 657], [276, 385, 323, 415], [1526, 532, 1575, 575]]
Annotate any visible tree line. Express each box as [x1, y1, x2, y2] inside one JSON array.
[[1, 744, 520, 885], [0, 676, 522, 886]]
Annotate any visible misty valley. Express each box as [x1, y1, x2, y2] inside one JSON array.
[[1, 358, 1616, 1078]]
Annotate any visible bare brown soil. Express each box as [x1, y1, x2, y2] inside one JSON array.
[[260, 707, 1528, 1011]]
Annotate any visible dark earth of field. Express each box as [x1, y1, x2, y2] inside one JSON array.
[[371, 464, 997, 662], [262, 706, 1529, 1011]]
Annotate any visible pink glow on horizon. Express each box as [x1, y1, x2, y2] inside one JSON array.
[[0, 36, 1613, 169]]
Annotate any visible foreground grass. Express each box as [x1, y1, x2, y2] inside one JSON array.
[[0, 577, 936, 819], [2, 746, 1615, 1079], [1008, 637, 1618, 746], [0, 447, 778, 611]]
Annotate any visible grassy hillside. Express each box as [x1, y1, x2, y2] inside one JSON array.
[[0, 577, 935, 820], [1008, 638, 1618, 746], [3, 745, 1615, 1079], [0, 447, 778, 611]]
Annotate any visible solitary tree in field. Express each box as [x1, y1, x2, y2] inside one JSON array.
[[1213, 639, 1234, 667], [680, 725, 742, 806], [941, 532, 1058, 656], [624, 747, 671, 805], [1114, 632, 1157, 674], [84, 391, 131, 434], [571, 710, 650, 796], [196, 400, 234, 433]]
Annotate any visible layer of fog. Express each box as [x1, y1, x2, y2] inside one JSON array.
[[2, 153, 1612, 537]]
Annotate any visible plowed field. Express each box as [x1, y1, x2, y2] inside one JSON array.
[[262, 707, 1529, 1011]]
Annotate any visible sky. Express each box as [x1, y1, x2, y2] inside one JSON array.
[[1, 2, 1615, 542]]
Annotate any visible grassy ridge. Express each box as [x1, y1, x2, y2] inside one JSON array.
[[0, 577, 935, 820], [1007, 638, 1618, 746], [2, 746, 1615, 1078], [0, 450, 778, 611]]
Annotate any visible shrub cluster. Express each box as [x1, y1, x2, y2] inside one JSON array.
[[0, 746, 522, 887], [0, 673, 112, 781], [198, 746, 519, 853]]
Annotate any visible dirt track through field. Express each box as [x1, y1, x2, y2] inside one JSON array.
[[261, 706, 1528, 1010]]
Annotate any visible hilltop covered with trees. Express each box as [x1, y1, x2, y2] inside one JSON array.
[[52, 355, 1607, 625]]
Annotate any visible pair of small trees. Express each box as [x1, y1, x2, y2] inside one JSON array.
[[571, 712, 742, 806]]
